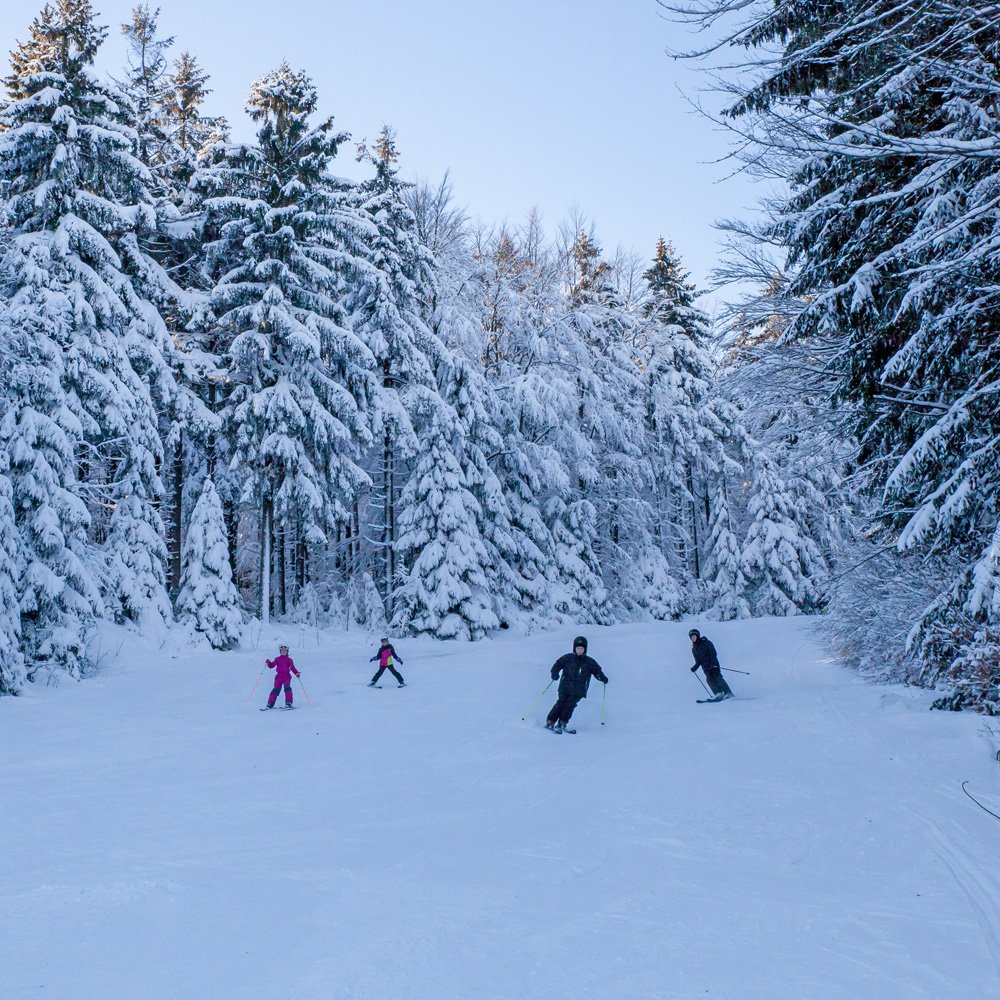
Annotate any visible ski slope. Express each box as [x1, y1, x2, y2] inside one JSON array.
[[3, 617, 999, 1000]]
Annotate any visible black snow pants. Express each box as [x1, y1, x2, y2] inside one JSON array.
[[546, 694, 581, 727], [371, 663, 405, 685], [705, 667, 733, 697]]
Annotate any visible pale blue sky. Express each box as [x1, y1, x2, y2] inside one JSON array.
[[2, 0, 757, 308]]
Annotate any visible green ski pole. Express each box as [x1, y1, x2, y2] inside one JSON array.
[[521, 679, 554, 721]]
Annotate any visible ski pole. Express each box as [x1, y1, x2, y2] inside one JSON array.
[[247, 667, 264, 701], [693, 672, 711, 696], [521, 679, 554, 721], [722, 667, 750, 676], [601, 682, 606, 726], [297, 675, 313, 705]]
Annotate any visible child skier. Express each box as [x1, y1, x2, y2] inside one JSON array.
[[262, 643, 301, 709], [545, 635, 608, 733], [369, 637, 405, 687]]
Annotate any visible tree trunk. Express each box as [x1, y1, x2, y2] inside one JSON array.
[[260, 497, 272, 624], [169, 432, 183, 597]]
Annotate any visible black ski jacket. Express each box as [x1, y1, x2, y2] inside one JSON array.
[[692, 636, 721, 673], [550, 652, 608, 699]]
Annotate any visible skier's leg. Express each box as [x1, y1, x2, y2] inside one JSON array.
[[267, 683, 281, 708], [370, 666, 386, 685], [559, 696, 581, 727], [706, 669, 724, 696], [718, 674, 734, 697], [546, 696, 565, 727], [284, 682, 293, 706], [388, 665, 405, 684]]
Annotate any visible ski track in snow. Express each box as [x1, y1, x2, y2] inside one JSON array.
[[2, 616, 999, 1000]]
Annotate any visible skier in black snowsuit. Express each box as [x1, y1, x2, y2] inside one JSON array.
[[689, 629, 733, 699], [545, 635, 608, 732]]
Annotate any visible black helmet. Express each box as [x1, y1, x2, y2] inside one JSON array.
[[573, 635, 588, 652], [689, 629, 701, 640]]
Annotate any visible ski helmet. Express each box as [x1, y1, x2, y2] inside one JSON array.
[[688, 629, 701, 640], [573, 635, 588, 652]]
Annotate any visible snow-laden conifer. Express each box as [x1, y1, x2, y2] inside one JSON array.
[[0, 0, 183, 632], [203, 64, 375, 617], [176, 476, 242, 648], [704, 478, 750, 621], [547, 498, 613, 625], [348, 127, 448, 605], [0, 471, 26, 694], [394, 414, 499, 640], [741, 455, 823, 617]]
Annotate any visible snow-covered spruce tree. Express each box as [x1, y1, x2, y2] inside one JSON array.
[[740, 453, 824, 617], [0, 469, 26, 694], [393, 412, 499, 639], [703, 477, 749, 621], [561, 228, 647, 617], [547, 497, 614, 626], [470, 222, 566, 619], [671, 0, 1000, 703], [176, 476, 242, 648], [0, 254, 103, 677], [118, 4, 173, 191], [203, 64, 374, 620], [642, 237, 728, 600], [348, 127, 448, 610], [1, 0, 177, 635], [404, 184, 520, 623]]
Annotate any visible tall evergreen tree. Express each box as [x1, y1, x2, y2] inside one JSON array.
[[348, 126, 448, 607], [203, 63, 374, 620], [1, 0, 176, 642]]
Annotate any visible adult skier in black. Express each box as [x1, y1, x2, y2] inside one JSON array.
[[689, 628, 733, 701], [545, 635, 608, 733]]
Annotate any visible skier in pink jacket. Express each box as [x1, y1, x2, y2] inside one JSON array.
[[263, 643, 301, 709]]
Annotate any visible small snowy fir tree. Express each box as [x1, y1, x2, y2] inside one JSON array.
[[176, 477, 242, 649], [291, 581, 325, 628], [346, 571, 388, 633], [633, 545, 684, 621], [394, 414, 499, 640], [547, 498, 614, 626], [704, 478, 750, 621], [740, 455, 823, 616]]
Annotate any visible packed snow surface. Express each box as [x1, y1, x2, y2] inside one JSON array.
[[3, 617, 1000, 999]]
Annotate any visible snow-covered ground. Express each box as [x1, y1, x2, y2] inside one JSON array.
[[3, 617, 999, 1000]]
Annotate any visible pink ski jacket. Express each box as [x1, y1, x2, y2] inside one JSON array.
[[266, 654, 299, 682]]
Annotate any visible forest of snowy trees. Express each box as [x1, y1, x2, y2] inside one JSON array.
[[0, 0, 996, 712]]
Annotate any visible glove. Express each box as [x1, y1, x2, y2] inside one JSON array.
[[602, 676, 608, 684], [690, 665, 698, 673], [550, 671, 559, 681]]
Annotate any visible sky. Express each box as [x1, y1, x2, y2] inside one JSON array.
[[1, 0, 760, 310]]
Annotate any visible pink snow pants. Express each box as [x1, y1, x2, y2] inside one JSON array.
[[267, 681, 293, 707]]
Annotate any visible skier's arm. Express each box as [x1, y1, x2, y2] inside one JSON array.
[[550, 658, 562, 681], [266, 659, 274, 669], [592, 661, 609, 684], [290, 658, 300, 677], [389, 646, 402, 664], [370, 653, 378, 662]]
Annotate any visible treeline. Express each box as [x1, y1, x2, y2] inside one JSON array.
[[0, 1, 830, 694]]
